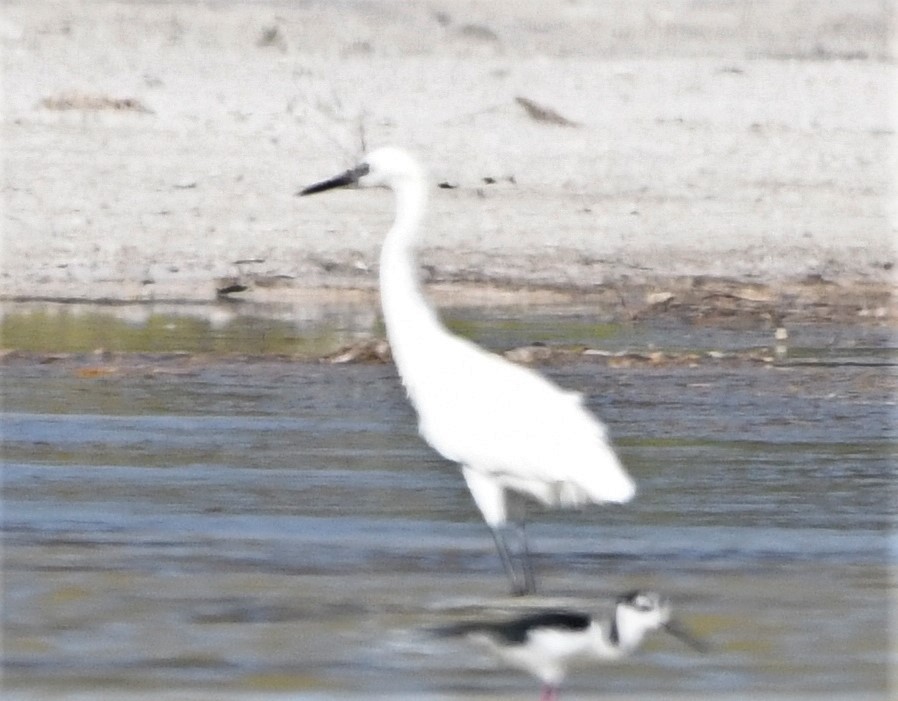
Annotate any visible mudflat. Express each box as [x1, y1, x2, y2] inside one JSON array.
[[1, 0, 894, 323]]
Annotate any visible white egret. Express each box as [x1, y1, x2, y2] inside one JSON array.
[[299, 147, 636, 594], [438, 590, 707, 701]]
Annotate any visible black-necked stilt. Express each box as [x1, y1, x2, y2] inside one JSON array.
[[299, 148, 635, 595], [437, 590, 707, 700]]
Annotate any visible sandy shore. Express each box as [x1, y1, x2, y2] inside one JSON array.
[[1, 0, 895, 321]]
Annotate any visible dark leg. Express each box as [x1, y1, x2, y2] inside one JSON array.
[[491, 526, 527, 596], [491, 523, 538, 596], [509, 497, 537, 595], [516, 521, 537, 595]]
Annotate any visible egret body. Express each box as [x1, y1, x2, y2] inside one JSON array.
[[299, 147, 636, 594]]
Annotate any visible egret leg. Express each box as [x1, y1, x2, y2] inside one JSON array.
[[507, 496, 537, 595], [539, 684, 558, 701], [491, 523, 538, 596], [491, 526, 527, 596], [516, 521, 537, 596]]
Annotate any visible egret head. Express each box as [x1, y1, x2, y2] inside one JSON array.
[[298, 147, 423, 196], [614, 590, 707, 652]]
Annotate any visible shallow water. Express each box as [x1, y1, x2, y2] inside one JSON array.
[[1, 305, 895, 700]]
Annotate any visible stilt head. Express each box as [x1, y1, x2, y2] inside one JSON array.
[[614, 590, 707, 653], [298, 147, 423, 195], [615, 590, 671, 629]]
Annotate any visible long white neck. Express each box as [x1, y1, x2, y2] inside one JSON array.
[[378, 177, 447, 382]]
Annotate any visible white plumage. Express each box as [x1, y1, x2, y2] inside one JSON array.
[[299, 147, 636, 594]]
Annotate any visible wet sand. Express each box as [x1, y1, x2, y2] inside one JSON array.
[[1, 0, 895, 323]]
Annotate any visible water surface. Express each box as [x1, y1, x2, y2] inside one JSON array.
[[2, 306, 895, 700]]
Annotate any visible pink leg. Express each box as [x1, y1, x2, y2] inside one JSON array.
[[539, 685, 558, 701]]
